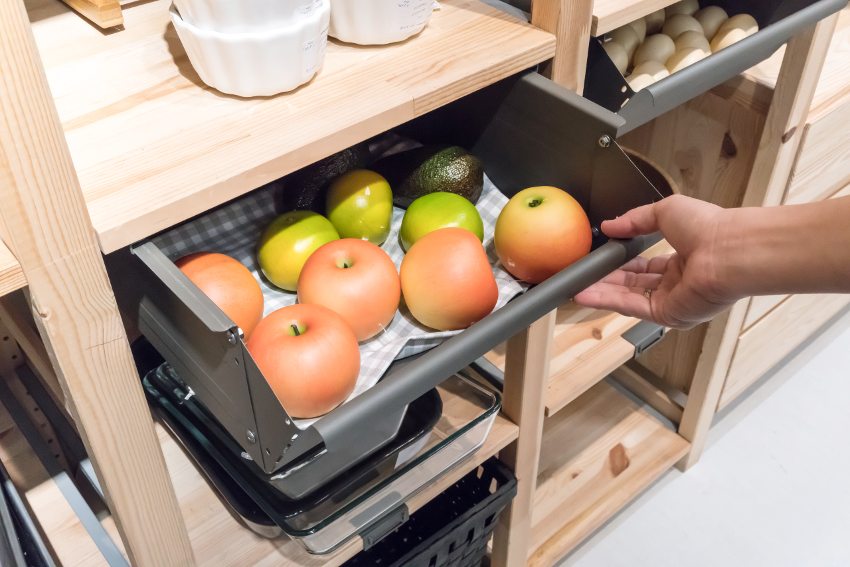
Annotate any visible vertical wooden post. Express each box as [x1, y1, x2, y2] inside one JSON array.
[[531, 0, 594, 92], [0, 1, 195, 565], [677, 15, 838, 470], [491, 311, 556, 567]]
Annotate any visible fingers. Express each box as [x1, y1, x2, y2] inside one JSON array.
[[598, 269, 663, 290], [600, 202, 660, 239], [574, 286, 654, 320]]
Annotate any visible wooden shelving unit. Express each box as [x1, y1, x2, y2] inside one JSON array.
[[528, 380, 689, 566], [591, 0, 679, 36], [27, 0, 555, 253], [0, 243, 25, 299]]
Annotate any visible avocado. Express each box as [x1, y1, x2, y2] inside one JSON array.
[[278, 142, 371, 213], [371, 145, 484, 208]]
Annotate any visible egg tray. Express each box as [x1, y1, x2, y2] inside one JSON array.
[[584, 0, 846, 135], [117, 71, 668, 501]]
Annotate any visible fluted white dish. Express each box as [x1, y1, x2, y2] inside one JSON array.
[[170, 2, 330, 97], [329, 0, 433, 45], [173, 0, 325, 34]]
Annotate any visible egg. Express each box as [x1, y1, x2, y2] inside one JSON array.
[[662, 14, 703, 39], [666, 47, 708, 73], [694, 6, 729, 39], [674, 30, 710, 53], [711, 14, 759, 52], [602, 40, 629, 75], [627, 17, 647, 42], [633, 33, 676, 67], [627, 60, 670, 91], [645, 9, 665, 34], [608, 25, 641, 58], [665, 0, 699, 16]]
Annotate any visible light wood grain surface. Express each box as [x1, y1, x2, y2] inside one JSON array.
[[531, 0, 593, 92], [0, 0, 194, 563], [25, 0, 555, 253], [528, 380, 689, 566], [743, 7, 850, 120], [0, 241, 25, 299], [591, 0, 678, 36], [59, 0, 122, 28]]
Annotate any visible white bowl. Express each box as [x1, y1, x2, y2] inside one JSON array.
[[173, 0, 325, 34], [170, 2, 330, 97], [329, 0, 433, 45]]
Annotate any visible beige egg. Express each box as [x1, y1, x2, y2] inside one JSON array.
[[627, 17, 647, 42], [662, 14, 703, 39], [665, 0, 699, 16], [674, 30, 710, 53], [645, 9, 665, 34], [666, 47, 708, 73], [694, 5, 729, 39], [633, 33, 676, 67], [627, 60, 670, 91], [602, 40, 629, 75], [608, 25, 641, 57], [711, 14, 759, 52]]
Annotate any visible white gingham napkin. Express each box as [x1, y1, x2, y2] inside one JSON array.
[[153, 158, 525, 427]]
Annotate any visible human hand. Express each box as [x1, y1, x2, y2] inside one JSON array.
[[574, 195, 736, 329]]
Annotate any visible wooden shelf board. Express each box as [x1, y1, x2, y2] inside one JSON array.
[[0, 241, 25, 299], [158, 410, 517, 566], [528, 380, 689, 566], [739, 7, 850, 120], [26, 0, 555, 253], [592, 0, 678, 36]]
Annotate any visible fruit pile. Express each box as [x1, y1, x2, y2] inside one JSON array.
[[601, 0, 759, 91], [174, 144, 593, 420]]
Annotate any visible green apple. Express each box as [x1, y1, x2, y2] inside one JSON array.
[[257, 211, 339, 291], [326, 170, 393, 245], [400, 192, 483, 251]]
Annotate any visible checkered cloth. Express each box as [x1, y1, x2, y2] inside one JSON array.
[[153, 154, 525, 427]]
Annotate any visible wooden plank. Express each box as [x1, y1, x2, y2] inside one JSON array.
[[0, 2, 195, 564], [59, 0, 123, 29], [528, 380, 689, 566], [741, 294, 788, 331], [720, 293, 850, 409], [742, 15, 839, 208], [531, 0, 593, 92], [741, 8, 850, 120], [0, 241, 25, 299], [610, 361, 685, 424], [591, 0, 678, 36], [26, 0, 555, 253], [491, 312, 556, 567], [785, 102, 850, 205]]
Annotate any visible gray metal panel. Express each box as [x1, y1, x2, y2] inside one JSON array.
[[584, 0, 848, 134]]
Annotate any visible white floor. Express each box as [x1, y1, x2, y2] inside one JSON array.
[[559, 308, 850, 567]]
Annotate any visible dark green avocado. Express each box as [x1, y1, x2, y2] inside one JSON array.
[[278, 142, 371, 212], [371, 145, 484, 208]]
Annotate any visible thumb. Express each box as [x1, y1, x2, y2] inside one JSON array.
[[600, 202, 660, 238]]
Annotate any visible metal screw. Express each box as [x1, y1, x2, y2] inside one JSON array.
[[598, 135, 612, 148], [246, 430, 256, 443], [227, 331, 238, 345]]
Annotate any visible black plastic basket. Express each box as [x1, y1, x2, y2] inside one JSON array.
[[344, 458, 517, 567]]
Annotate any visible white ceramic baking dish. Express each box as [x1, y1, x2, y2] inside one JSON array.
[[173, 0, 325, 34], [329, 0, 433, 45], [170, 2, 331, 97]]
